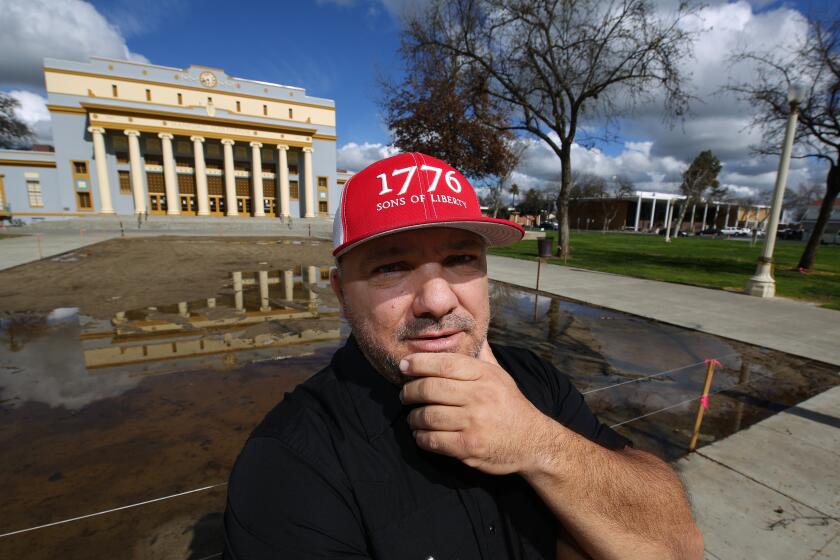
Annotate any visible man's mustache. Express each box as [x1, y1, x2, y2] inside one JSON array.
[[397, 314, 476, 340]]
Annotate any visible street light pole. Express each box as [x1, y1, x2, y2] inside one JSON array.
[[746, 84, 804, 298]]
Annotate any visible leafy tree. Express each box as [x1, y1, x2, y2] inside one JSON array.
[[515, 187, 552, 216], [0, 93, 32, 148], [509, 183, 520, 207], [400, 0, 696, 257], [729, 17, 840, 270], [382, 43, 517, 183], [672, 150, 724, 234]]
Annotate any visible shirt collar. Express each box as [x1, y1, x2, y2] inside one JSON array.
[[331, 335, 406, 442]]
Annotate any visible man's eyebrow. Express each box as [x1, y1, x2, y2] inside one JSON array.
[[443, 238, 486, 251], [359, 245, 411, 267]]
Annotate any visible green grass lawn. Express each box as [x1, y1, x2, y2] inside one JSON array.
[[489, 231, 840, 311]]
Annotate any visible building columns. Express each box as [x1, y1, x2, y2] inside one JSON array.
[[221, 139, 238, 216], [158, 133, 179, 215], [250, 142, 265, 216], [302, 147, 315, 218], [88, 127, 114, 214], [634, 193, 642, 231], [689, 204, 696, 232], [724, 205, 730, 228], [277, 144, 290, 218], [190, 136, 210, 216], [124, 129, 146, 214], [649, 197, 656, 231]]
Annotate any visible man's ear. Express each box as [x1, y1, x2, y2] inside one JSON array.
[[329, 267, 346, 314]]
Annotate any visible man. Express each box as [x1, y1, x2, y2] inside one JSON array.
[[224, 153, 703, 559]]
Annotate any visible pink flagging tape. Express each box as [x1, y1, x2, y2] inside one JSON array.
[[700, 395, 710, 409], [704, 358, 721, 367]]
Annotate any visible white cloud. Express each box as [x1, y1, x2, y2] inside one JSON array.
[[0, 0, 148, 89], [8, 90, 52, 144], [337, 141, 400, 171]]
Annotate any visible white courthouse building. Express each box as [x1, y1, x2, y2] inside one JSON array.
[[0, 57, 340, 221]]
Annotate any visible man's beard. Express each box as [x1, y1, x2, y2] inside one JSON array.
[[343, 302, 487, 385]]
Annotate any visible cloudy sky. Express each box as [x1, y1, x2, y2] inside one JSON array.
[[0, 0, 833, 200]]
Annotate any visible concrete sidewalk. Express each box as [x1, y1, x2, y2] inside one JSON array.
[[677, 385, 840, 560], [487, 255, 840, 367], [0, 232, 118, 270]]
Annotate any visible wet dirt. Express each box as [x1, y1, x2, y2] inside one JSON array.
[[0, 236, 335, 319]]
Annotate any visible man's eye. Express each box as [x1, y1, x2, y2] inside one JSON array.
[[374, 262, 406, 274], [447, 254, 477, 265]]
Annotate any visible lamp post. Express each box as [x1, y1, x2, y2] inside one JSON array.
[[745, 83, 805, 298]]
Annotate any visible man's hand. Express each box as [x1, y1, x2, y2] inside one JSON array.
[[399, 350, 547, 475]]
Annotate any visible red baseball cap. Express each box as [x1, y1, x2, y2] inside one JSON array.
[[333, 152, 524, 257]]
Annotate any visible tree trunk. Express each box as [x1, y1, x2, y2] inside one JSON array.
[[673, 199, 691, 237], [556, 143, 573, 257], [798, 162, 840, 270]]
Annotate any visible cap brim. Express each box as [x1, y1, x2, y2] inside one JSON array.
[[333, 218, 525, 257]]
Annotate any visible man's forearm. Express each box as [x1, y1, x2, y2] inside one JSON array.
[[521, 415, 703, 560]]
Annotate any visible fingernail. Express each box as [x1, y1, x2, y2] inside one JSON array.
[[399, 359, 409, 372]]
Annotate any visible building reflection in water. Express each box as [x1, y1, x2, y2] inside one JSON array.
[[0, 266, 341, 410]]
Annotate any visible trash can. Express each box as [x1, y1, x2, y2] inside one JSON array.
[[537, 237, 553, 258]]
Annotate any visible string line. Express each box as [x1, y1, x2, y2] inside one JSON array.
[[0, 483, 227, 540], [610, 377, 751, 429], [583, 352, 740, 396]]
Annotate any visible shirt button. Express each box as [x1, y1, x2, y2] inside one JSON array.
[[488, 524, 496, 536]]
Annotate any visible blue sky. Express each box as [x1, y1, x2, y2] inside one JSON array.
[[89, 0, 405, 148], [1, 0, 837, 197]]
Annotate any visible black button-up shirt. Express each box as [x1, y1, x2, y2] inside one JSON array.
[[224, 336, 630, 559]]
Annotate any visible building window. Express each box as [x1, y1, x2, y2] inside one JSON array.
[[289, 180, 299, 200], [236, 100, 241, 112], [116, 152, 129, 164], [119, 171, 131, 194], [77, 191, 93, 209], [263, 104, 268, 116], [145, 88, 151, 101], [27, 178, 43, 207], [177, 92, 183, 105], [317, 176, 328, 188], [207, 96, 212, 104], [288, 108, 293, 119], [319, 200, 328, 213], [288, 165, 298, 175], [112, 84, 118, 97], [74, 161, 88, 174]]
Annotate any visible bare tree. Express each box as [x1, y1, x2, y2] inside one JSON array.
[[600, 175, 634, 231], [783, 182, 822, 223], [729, 17, 840, 270], [401, 0, 696, 256]]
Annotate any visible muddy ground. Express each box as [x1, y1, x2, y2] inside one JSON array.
[[0, 236, 335, 319]]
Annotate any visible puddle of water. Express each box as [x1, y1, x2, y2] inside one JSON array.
[[488, 282, 839, 460], [1, 278, 837, 558]]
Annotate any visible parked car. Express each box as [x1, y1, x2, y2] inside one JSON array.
[[697, 227, 719, 236], [778, 228, 804, 240], [720, 226, 748, 237]]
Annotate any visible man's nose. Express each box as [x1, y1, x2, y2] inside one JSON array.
[[411, 264, 458, 319]]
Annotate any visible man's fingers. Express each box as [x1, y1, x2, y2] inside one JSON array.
[[399, 352, 483, 380], [412, 430, 468, 460], [400, 377, 466, 406], [407, 405, 467, 431]]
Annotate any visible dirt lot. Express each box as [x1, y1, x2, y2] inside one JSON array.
[[0, 236, 335, 319]]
